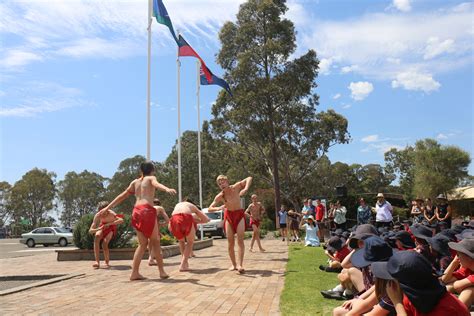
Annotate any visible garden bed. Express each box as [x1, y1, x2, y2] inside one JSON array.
[[56, 238, 213, 261]]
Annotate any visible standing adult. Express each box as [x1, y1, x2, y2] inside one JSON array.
[[287, 210, 301, 242], [278, 205, 288, 242], [411, 198, 424, 224], [436, 194, 452, 229], [209, 175, 252, 274], [333, 200, 347, 230], [357, 198, 372, 225], [424, 198, 436, 225], [99, 161, 176, 280], [375, 193, 393, 228], [245, 194, 266, 252], [315, 199, 326, 242]]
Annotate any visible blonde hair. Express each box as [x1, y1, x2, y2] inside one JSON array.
[[216, 175, 228, 184], [97, 201, 110, 210]]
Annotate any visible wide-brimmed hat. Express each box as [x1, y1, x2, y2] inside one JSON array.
[[452, 225, 467, 234], [449, 238, 474, 259], [436, 194, 447, 200], [351, 236, 393, 268], [307, 215, 314, 221], [455, 229, 474, 241], [327, 236, 344, 253], [350, 224, 378, 240], [394, 231, 416, 249], [410, 224, 433, 240], [438, 229, 458, 242], [376, 193, 384, 198], [426, 235, 451, 257]]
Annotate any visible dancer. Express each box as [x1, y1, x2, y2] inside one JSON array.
[[148, 198, 169, 266], [209, 175, 252, 274], [245, 194, 266, 252], [89, 201, 124, 269], [100, 161, 176, 280], [168, 200, 209, 271]]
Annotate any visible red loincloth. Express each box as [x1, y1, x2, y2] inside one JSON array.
[[249, 218, 261, 228], [132, 204, 157, 238], [169, 213, 194, 240], [99, 214, 123, 241], [224, 209, 246, 234]]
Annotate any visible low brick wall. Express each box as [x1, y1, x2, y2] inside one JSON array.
[[56, 238, 213, 261]]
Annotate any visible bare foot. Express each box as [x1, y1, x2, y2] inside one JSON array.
[[228, 266, 237, 271], [259, 248, 266, 252], [148, 261, 157, 266], [104, 263, 111, 269], [129, 274, 147, 281], [237, 267, 245, 274], [160, 273, 170, 279], [92, 262, 100, 269], [249, 248, 255, 252]]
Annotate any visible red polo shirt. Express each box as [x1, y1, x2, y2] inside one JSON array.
[[315, 204, 325, 221]]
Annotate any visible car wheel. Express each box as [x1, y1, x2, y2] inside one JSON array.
[[43, 244, 49, 247], [58, 238, 68, 247], [26, 239, 35, 248]]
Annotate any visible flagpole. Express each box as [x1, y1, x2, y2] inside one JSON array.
[[197, 60, 204, 241], [177, 32, 182, 202], [146, 0, 152, 160]]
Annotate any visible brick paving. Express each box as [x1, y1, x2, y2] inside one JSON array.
[[0, 239, 288, 315]]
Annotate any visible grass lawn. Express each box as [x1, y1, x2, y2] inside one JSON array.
[[280, 244, 342, 316]]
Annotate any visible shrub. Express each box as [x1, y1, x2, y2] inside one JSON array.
[[73, 214, 134, 249], [273, 230, 281, 238], [260, 216, 275, 231], [160, 234, 176, 246], [259, 228, 267, 239], [244, 232, 253, 239]]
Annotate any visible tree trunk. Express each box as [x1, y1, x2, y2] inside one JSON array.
[[270, 128, 281, 229]]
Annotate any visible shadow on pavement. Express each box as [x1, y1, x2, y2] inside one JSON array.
[[188, 267, 225, 274], [238, 269, 283, 278], [146, 278, 215, 288], [108, 265, 131, 271]]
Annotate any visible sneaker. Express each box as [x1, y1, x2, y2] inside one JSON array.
[[319, 265, 327, 271], [282, 238, 285, 241], [325, 266, 343, 273], [320, 290, 345, 300]]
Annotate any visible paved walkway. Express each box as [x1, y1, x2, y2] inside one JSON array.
[[0, 239, 288, 315]]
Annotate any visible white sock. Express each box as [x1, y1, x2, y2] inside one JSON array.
[[332, 284, 344, 292]]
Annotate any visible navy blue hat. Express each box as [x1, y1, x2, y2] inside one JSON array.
[[452, 225, 466, 234], [410, 224, 433, 240], [426, 235, 451, 257], [394, 231, 416, 249], [331, 228, 344, 237], [456, 229, 474, 241], [327, 236, 344, 253], [438, 229, 458, 242], [351, 236, 393, 268], [449, 238, 474, 259]]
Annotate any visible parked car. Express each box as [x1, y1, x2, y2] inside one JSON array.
[[197, 209, 226, 238], [20, 227, 73, 248]]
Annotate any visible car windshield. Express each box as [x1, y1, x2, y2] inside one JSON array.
[[206, 212, 222, 220], [53, 227, 70, 233]]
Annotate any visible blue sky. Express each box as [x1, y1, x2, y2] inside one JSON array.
[[1, 0, 473, 186]]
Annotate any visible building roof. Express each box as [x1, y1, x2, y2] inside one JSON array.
[[449, 186, 474, 200]]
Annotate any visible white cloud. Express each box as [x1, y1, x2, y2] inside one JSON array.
[[319, 58, 333, 75], [423, 37, 455, 60], [302, 3, 473, 87], [363, 142, 404, 154], [0, 50, 43, 68], [391, 70, 440, 92], [348, 81, 374, 101], [333, 93, 341, 100], [342, 104, 352, 109], [341, 65, 359, 74], [361, 135, 379, 143], [393, 0, 411, 12], [436, 133, 448, 140], [0, 81, 93, 117]]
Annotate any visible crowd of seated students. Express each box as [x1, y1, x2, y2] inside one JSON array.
[[316, 193, 472, 315]]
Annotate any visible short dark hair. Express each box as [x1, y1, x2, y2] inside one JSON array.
[[140, 161, 155, 176], [153, 198, 161, 206]]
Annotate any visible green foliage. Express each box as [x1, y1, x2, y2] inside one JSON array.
[[9, 168, 56, 229], [73, 214, 133, 249], [0, 181, 12, 225], [244, 232, 253, 239], [260, 216, 275, 231], [281, 245, 341, 315], [159, 234, 176, 246], [273, 230, 281, 238], [385, 139, 471, 200], [57, 170, 107, 227]]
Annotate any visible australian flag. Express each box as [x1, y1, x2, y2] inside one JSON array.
[[200, 64, 233, 96]]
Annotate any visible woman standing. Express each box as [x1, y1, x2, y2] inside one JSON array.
[[424, 198, 436, 225], [333, 201, 347, 230], [287, 210, 301, 242], [278, 205, 288, 242]]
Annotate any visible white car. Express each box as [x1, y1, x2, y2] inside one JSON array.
[[197, 209, 226, 238], [20, 227, 74, 248]]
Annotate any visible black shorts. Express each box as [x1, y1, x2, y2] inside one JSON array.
[[279, 223, 287, 228]]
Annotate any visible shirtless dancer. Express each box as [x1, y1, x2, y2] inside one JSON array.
[[168, 201, 209, 271], [209, 175, 252, 274], [89, 201, 124, 269], [100, 161, 176, 280], [245, 194, 266, 252], [148, 198, 169, 266]]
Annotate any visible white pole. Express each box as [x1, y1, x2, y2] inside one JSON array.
[[177, 37, 182, 202], [146, 0, 152, 160], [197, 60, 204, 241]]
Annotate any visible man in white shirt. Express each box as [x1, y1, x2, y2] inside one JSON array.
[[375, 193, 393, 228]]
